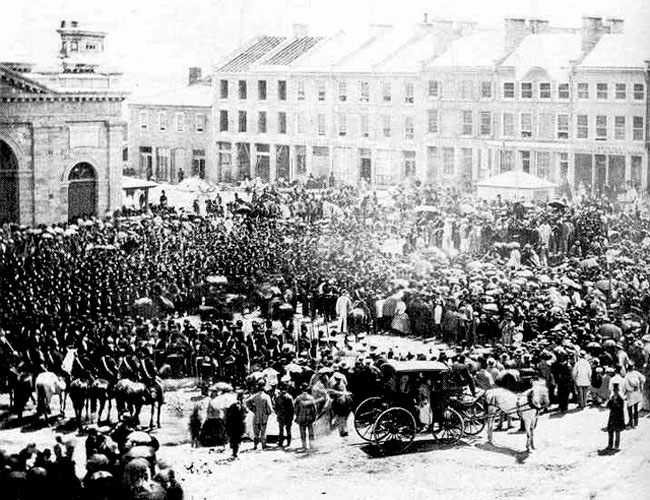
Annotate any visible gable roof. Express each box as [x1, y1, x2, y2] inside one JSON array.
[[217, 36, 286, 72], [428, 31, 504, 68], [261, 37, 324, 66], [0, 64, 52, 94], [579, 33, 650, 69]]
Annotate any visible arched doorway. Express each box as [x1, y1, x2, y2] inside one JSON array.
[[68, 162, 97, 221], [0, 140, 20, 225]]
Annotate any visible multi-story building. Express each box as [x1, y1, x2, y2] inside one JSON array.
[[211, 16, 648, 193], [0, 20, 127, 225], [127, 68, 212, 183]]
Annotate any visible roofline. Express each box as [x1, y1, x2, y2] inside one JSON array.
[[0, 64, 53, 93], [128, 102, 211, 108]]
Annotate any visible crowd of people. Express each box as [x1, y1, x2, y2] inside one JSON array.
[[0, 178, 649, 471]]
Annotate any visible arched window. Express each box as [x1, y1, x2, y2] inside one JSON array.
[[69, 162, 96, 180]]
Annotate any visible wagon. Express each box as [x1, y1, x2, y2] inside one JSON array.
[[353, 360, 473, 453]]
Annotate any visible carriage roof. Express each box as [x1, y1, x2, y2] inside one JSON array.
[[381, 360, 450, 374]]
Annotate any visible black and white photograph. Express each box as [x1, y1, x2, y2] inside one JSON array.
[[0, 0, 649, 498]]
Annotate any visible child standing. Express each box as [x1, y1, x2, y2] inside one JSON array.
[[606, 383, 625, 452]]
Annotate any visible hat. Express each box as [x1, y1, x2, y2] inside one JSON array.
[[634, 340, 643, 348]]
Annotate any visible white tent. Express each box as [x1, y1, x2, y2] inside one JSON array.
[[476, 171, 556, 201]]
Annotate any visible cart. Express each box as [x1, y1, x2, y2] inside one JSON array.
[[353, 360, 468, 454]]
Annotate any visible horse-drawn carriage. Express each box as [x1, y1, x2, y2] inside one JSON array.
[[353, 360, 486, 453]]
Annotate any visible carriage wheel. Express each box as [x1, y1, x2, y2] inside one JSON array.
[[371, 408, 417, 454], [460, 400, 487, 436], [354, 397, 386, 441], [431, 407, 464, 445]]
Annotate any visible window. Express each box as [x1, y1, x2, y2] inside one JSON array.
[[360, 81, 370, 102], [480, 81, 492, 99], [479, 111, 491, 136], [238, 80, 247, 99], [217, 142, 232, 181], [278, 80, 287, 101], [442, 148, 455, 175], [614, 116, 625, 140], [258, 111, 267, 133], [220, 80, 229, 99], [139, 147, 152, 177], [317, 114, 326, 136], [297, 80, 305, 101], [317, 80, 326, 101], [381, 81, 391, 102], [596, 115, 607, 140], [238, 111, 247, 132], [634, 83, 644, 100], [539, 82, 551, 99], [360, 114, 369, 138], [278, 112, 287, 134], [577, 115, 588, 139], [499, 150, 514, 173], [559, 152, 569, 178], [71, 41, 78, 52], [521, 82, 533, 99], [502, 113, 514, 137], [382, 115, 391, 137], [633, 116, 644, 140], [403, 151, 416, 178], [520, 151, 531, 172], [157, 111, 167, 131], [175, 112, 185, 132], [404, 82, 414, 103], [520, 113, 532, 138], [219, 110, 229, 132], [462, 111, 473, 136], [461, 148, 472, 178], [139, 110, 148, 130], [404, 116, 414, 139], [597, 83, 608, 99], [428, 80, 441, 98], [427, 109, 439, 134], [578, 83, 589, 99], [632, 156, 643, 186], [503, 82, 515, 99], [258, 80, 267, 100], [192, 149, 206, 179], [338, 81, 347, 102], [296, 114, 306, 134], [195, 114, 206, 133], [558, 83, 570, 99], [536, 152, 551, 179], [338, 113, 347, 136], [615, 83, 626, 100], [557, 114, 569, 139], [460, 80, 473, 99]]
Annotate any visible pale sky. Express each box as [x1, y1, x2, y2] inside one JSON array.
[[2, 0, 648, 95]]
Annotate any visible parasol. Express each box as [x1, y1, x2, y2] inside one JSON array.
[[483, 303, 499, 312], [580, 258, 599, 269], [209, 381, 234, 392], [602, 339, 617, 348], [209, 392, 237, 411], [548, 200, 567, 209], [279, 303, 294, 312], [284, 363, 303, 374], [318, 366, 334, 374], [206, 275, 228, 285], [598, 324, 622, 340]]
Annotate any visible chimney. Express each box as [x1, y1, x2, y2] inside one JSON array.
[[188, 67, 202, 85], [423, 13, 428, 24], [293, 23, 309, 38], [606, 17, 624, 34], [581, 16, 608, 53], [369, 24, 393, 38], [504, 17, 528, 53], [529, 18, 550, 34]]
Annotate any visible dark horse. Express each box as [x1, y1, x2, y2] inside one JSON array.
[[347, 301, 371, 343], [114, 378, 164, 428], [68, 378, 90, 430], [8, 367, 34, 419]]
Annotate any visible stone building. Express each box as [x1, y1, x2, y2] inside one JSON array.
[[0, 20, 127, 225], [212, 16, 648, 193], [127, 69, 212, 183]]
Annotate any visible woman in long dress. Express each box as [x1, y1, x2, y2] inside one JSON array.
[[391, 299, 410, 336]]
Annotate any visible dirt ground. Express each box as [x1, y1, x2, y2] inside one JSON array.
[[1, 336, 649, 500]]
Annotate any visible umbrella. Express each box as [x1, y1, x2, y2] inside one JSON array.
[[483, 303, 499, 312], [602, 339, 617, 348], [580, 258, 599, 269], [209, 381, 234, 392], [586, 341, 601, 349], [284, 363, 303, 374], [598, 324, 622, 340], [595, 280, 611, 291], [560, 277, 582, 290], [279, 303, 294, 311], [210, 392, 237, 411], [318, 367, 334, 374], [548, 200, 567, 209], [126, 431, 155, 447], [413, 205, 438, 213], [206, 275, 228, 285]]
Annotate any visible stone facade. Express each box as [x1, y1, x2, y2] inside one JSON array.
[[0, 21, 127, 226]]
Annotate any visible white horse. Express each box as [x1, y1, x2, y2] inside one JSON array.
[[484, 379, 550, 452], [35, 371, 67, 421]]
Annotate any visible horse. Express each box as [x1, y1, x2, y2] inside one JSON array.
[[89, 378, 113, 424], [347, 301, 370, 343], [114, 378, 164, 428], [329, 389, 354, 437], [8, 368, 34, 419], [484, 379, 550, 452], [68, 378, 90, 430], [34, 371, 67, 422]]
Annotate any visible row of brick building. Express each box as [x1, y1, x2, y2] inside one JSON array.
[[130, 15, 650, 196]]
